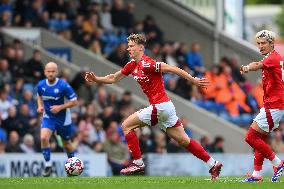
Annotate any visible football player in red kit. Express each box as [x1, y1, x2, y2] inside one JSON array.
[[85, 34, 222, 181], [240, 30, 284, 182]]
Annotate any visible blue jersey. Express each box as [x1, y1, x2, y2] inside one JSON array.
[[37, 78, 77, 126]]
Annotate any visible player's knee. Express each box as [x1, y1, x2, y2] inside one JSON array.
[[121, 123, 130, 134], [63, 141, 72, 150], [41, 135, 50, 143], [62, 140, 68, 147], [176, 137, 188, 147], [245, 130, 253, 145]]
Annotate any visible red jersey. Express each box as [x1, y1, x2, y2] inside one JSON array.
[[260, 50, 284, 109], [121, 55, 170, 104]]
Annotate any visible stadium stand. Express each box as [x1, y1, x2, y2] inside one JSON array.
[[1, 0, 283, 175]]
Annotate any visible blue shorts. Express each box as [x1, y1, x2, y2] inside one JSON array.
[[41, 118, 75, 140]]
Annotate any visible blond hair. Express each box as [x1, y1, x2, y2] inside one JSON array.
[[255, 30, 275, 43], [127, 33, 146, 45]]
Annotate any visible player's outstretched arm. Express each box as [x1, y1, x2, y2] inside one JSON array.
[[84, 70, 126, 84], [161, 63, 209, 88], [240, 61, 263, 74]]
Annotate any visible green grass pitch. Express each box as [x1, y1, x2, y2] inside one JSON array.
[[0, 176, 283, 189]]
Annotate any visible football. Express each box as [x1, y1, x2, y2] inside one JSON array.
[[64, 157, 84, 176]]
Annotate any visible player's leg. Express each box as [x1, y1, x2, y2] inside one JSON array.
[[57, 124, 76, 158], [245, 108, 284, 182], [253, 150, 265, 177], [62, 139, 76, 157], [156, 101, 221, 180], [166, 125, 222, 181], [41, 126, 53, 177], [241, 149, 264, 182], [120, 111, 148, 175], [246, 121, 279, 162], [245, 112, 284, 182]]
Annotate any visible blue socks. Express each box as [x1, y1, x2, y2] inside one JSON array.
[[42, 147, 51, 167], [42, 147, 51, 161], [67, 150, 76, 158], [43, 147, 76, 163]]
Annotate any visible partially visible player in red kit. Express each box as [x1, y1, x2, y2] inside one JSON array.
[[240, 30, 284, 182], [84, 34, 222, 180]]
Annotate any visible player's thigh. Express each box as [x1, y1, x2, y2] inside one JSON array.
[[122, 112, 146, 133], [56, 124, 74, 141], [41, 128, 53, 141], [156, 101, 179, 131], [41, 118, 54, 140], [166, 126, 190, 147], [254, 108, 284, 132]]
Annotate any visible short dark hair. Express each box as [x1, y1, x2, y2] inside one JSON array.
[[124, 91, 131, 96], [127, 33, 146, 45], [33, 49, 40, 54]]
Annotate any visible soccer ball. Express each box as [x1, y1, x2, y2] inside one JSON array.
[[64, 157, 84, 176]]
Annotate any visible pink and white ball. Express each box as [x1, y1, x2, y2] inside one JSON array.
[[64, 157, 84, 176]]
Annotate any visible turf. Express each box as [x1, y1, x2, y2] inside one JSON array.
[[0, 176, 283, 189]]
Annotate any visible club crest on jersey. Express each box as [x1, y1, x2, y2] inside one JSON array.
[[54, 88, 59, 93]]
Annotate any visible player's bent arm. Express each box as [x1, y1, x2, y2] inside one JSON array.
[[241, 61, 263, 73], [161, 62, 195, 83], [94, 70, 126, 84], [247, 61, 263, 71], [58, 99, 78, 111]]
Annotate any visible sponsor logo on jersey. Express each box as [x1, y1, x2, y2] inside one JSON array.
[[141, 60, 151, 68], [42, 96, 60, 101]]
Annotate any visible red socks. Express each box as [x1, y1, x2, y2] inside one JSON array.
[[186, 139, 211, 162], [125, 130, 142, 160], [254, 150, 264, 171], [245, 127, 275, 161]]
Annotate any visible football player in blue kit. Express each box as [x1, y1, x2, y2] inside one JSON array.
[[37, 62, 78, 177]]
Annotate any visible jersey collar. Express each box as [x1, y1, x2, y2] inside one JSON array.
[[46, 78, 59, 86]]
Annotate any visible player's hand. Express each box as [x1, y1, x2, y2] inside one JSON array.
[[240, 65, 249, 74], [50, 105, 62, 114], [193, 77, 210, 88], [84, 71, 97, 83], [37, 106, 44, 114]]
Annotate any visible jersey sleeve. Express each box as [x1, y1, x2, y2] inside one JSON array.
[[121, 61, 135, 76], [36, 83, 42, 96], [261, 55, 275, 68], [63, 82, 77, 101], [153, 61, 161, 73]]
